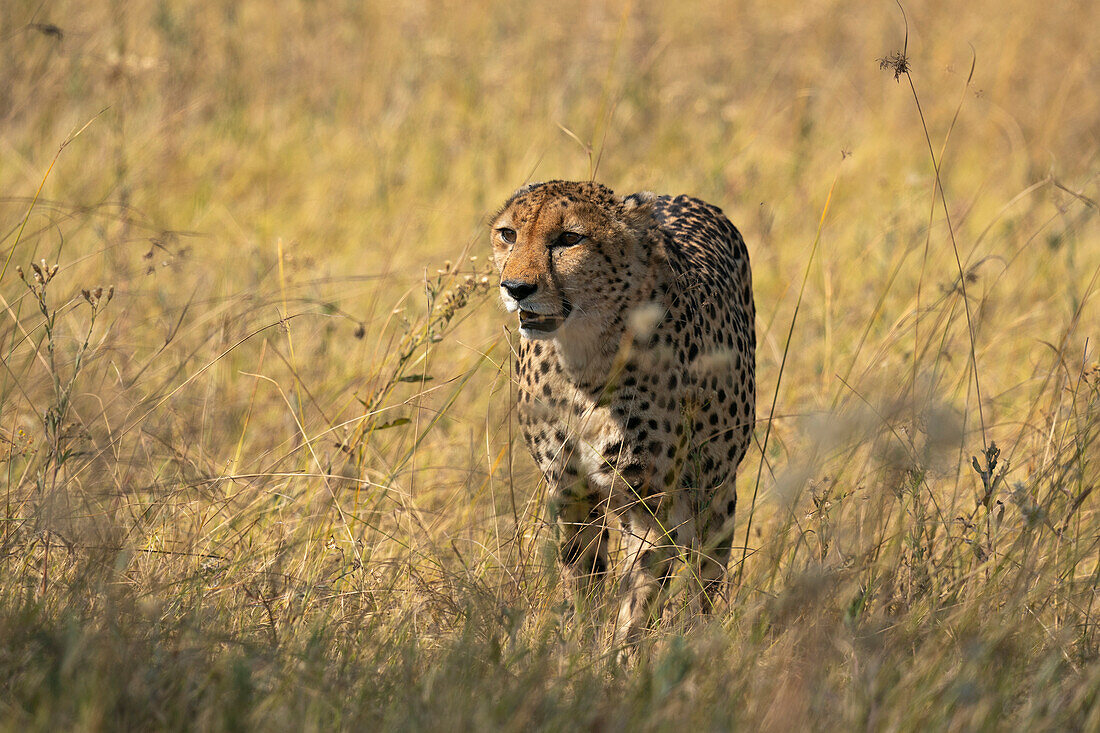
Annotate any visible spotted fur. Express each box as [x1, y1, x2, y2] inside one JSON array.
[[489, 180, 755, 646]]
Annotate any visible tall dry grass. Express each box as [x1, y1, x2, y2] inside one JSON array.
[[1, 0, 1098, 729]]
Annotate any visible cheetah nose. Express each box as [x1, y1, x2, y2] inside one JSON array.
[[502, 280, 537, 301]]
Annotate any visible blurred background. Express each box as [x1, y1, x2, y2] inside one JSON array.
[[1, 0, 1098, 728]]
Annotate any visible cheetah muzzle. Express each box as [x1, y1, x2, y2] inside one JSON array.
[[489, 180, 756, 650], [518, 297, 571, 333]]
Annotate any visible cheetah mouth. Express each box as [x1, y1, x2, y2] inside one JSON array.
[[518, 298, 572, 333], [519, 310, 564, 332]]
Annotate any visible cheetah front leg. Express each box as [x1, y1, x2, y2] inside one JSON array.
[[547, 473, 611, 615], [613, 498, 689, 649]]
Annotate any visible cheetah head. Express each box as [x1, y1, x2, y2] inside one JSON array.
[[489, 181, 657, 342]]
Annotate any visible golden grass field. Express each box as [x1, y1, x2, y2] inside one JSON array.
[[2, 0, 1099, 729]]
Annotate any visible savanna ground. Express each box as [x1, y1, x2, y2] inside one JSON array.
[[1, 0, 1098, 729]]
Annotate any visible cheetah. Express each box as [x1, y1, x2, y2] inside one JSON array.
[[490, 180, 755, 646]]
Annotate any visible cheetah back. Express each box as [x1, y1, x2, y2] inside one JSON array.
[[650, 194, 756, 491]]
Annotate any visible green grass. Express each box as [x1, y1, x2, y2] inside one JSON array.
[[1, 0, 1098, 729]]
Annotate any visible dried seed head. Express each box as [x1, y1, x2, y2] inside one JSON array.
[[878, 51, 910, 82]]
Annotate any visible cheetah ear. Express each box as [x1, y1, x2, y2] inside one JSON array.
[[622, 191, 657, 229]]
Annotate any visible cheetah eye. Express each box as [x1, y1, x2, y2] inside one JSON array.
[[496, 228, 516, 245], [556, 231, 584, 247]]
